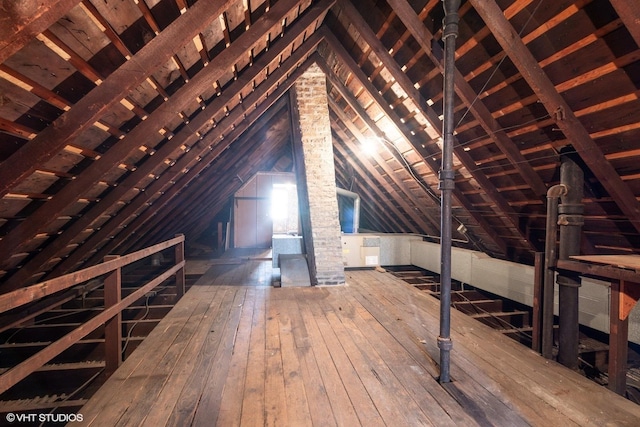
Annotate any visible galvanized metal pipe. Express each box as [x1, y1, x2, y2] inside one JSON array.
[[557, 152, 584, 369], [542, 184, 567, 359], [438, 0, 461, 383], [336, 187, 360, 233]]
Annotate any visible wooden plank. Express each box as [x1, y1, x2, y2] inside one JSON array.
[[239, 287, 268, 427], [79, 289, 208, 425], [320, 287, 437, 426], [0, 0, 237, 198], [163, 287, 239, 426], [288, 292, 337, 427], [296, 290, 365, 427], [215, 287, 258, 426], [274, 293, 312, 426], [190, 288, 248, 425], [306, 299, 385, 426], [77, 267, 640, 426], [263, 289, 289, 426], [122, 287, 228, 425], [103, 255, 122, 377], [571, 254, 640, 271], [352, 270, 637, 425], [0, 0, 82, 63], [0, 262, 184, 395]]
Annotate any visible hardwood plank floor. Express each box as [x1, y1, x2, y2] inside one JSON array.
[[78, 264, 640, 426]]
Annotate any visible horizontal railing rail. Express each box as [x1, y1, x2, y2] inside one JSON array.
[[0, 234, 186, 395]]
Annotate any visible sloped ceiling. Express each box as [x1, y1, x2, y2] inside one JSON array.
[[0, 0, 639, 288]]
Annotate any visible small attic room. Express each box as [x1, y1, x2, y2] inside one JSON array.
[[1, 0, 640, 425]]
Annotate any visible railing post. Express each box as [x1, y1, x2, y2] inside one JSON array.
[[104, 255, 122, 377], [175, 234, 185, 299], [532, 252, 544, 352]]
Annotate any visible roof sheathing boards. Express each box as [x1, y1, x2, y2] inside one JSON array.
[[0, 0, 639, 285]]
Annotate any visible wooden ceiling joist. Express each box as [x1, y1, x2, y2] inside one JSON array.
[[470, 0, 640, 235], [320, 28, 510, 255], [48, 53, 316, 278], [1, 0, 639, 287], [0, 0, 238, 199], [0, 0, 328, 276]]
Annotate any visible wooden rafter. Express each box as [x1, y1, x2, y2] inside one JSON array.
[[0, 0, 321, 274], [469, 0, 640, 236], [320, 28, 509, 255], [324, 75, 440, 234], [609, 0, 640, 49], [0, 0, 82, 63], [7, 18, 323, 285], [47, 52, 317, 278], [0, 0, 238, 199], [384, 0, 547, 198]]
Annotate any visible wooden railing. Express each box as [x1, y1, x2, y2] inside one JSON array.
[[0, 234, 186, 394]]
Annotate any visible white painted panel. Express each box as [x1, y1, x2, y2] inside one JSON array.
[[410, 241, 440, 273], [378, 234, 419, 266], [579, 278, 610, 333]]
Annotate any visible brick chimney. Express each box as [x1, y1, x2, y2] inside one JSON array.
[[289, 63, 345, 285]]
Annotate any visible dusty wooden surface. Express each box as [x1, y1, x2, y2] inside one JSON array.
[[78, 266, 640, 426]]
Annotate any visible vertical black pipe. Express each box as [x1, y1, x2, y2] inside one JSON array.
[[542, 184, 566, 359], [438, 0, 460, 383], [557, 150, 584, 368]]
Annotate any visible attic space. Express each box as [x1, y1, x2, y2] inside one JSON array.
[[1, 0, 640, 424]]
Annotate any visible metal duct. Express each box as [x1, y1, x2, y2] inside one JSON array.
[[336, 187, 360, 233]]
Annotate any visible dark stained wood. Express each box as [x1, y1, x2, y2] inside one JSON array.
[[0, 235, 183, 313], [320, 29, 510, 255], [379, 0, 539, 251], [325, 77, 441, 234], [103, 254, 122, 377], [174, 235, 185, 299], [469, 0, 640, 236], [57, 53, 316, 274], [0, 0, 81, 63], [610, 0, 640, 49], [0, 0, 238, 199], [0, 0, 317, 272], [78, 267, 640, 426], [332, 123, 415, 232], [5, 12, 326, 286], [0, 260, 184, 394], [351, 0, 547, 204]]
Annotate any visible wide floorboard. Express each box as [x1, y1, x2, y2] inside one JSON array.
[[78, 266, 640, 426]]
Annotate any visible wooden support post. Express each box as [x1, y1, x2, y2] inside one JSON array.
[[103, 255, 122, 377], [175, 234, 185, 299], [608, 280, 640, 395], [532, 252, 544, 352]]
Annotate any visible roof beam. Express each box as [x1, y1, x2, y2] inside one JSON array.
[[384, 0, 547, 197], [330, 120, 422, 233], [609, 0, 640, 49], [332, 131, 408, 232], [0, 0, 81, 63], [47, 54, 315, 278], [325, 83, 440, 235], [469, 0, 640, 235], [320, 28, 509, 255], [3, 3, 327, 285], [0, 0, 238, 198], [0, 0, 326, 275]]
